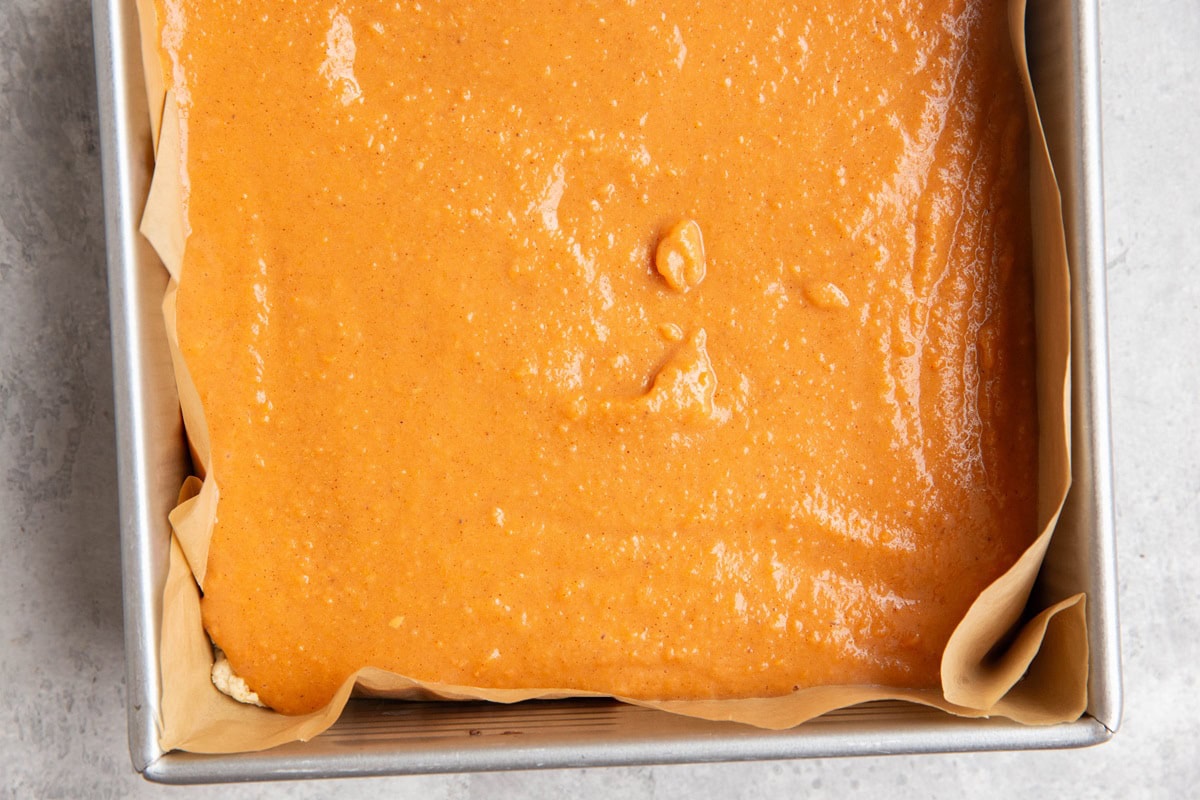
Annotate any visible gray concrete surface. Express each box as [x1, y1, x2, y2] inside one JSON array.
[[1, 0, 1196, 796]]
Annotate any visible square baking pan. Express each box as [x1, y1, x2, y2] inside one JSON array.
[[93, 0, 1121, 783]]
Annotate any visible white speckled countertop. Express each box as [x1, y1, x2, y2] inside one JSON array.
[[1, 0, 1196, 796]]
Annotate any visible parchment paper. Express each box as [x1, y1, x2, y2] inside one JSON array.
[[139, 0, 1088, 754]]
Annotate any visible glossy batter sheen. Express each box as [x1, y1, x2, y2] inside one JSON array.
[[160, 0, 1037, 715]]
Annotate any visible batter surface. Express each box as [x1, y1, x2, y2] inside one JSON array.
[[159, 0, 1037, 715]]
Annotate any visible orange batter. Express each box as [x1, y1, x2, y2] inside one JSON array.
[[157, 0, 1037, 715]]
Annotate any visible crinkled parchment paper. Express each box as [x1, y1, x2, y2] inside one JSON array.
[[137, 0, 1088, 754]]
